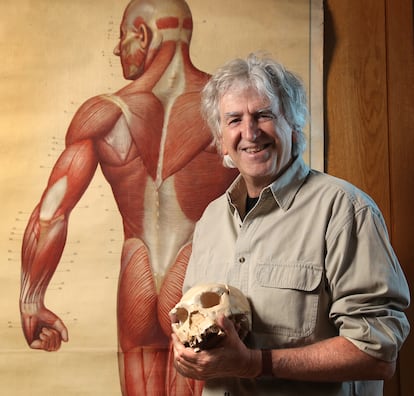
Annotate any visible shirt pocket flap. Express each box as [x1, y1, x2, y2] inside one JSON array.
[[257, 263, 323, 291]]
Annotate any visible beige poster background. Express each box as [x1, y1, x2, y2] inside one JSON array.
[[1, 0, 323, 394]]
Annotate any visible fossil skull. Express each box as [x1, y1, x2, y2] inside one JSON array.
[[170, 283, 251, 351]]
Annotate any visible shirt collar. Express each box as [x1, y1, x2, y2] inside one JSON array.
[[226, 156, 310, 212]]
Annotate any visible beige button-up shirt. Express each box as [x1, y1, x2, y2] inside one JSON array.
[[183, 156, 410, 396]]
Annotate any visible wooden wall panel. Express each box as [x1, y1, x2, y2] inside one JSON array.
[[325, 0, 390, 220], [385, 0, 414, 395], [325, 0, 414, 395]]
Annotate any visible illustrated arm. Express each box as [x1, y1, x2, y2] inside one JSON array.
[[20, 124, 100, 351]]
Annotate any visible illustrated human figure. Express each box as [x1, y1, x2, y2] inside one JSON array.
[[19, 1, 237, 395]]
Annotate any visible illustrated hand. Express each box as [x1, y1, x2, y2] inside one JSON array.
[[20, 302, 68, 351], [172, 314, 260, 380]]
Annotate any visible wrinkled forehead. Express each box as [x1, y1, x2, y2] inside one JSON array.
[[219, 83, 277, 111]]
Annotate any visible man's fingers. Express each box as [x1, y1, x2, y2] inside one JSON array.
[[216, 314, 237, 335]]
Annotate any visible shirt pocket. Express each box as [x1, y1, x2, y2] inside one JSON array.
[[252, 262, 323, 340]]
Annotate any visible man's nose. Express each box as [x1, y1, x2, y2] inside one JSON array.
[[243, 118, 259, 141]]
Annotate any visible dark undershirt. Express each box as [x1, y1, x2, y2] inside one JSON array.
[[245, 195, 259, 213]]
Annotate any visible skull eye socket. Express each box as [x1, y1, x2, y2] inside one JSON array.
[[200, 292, 221, 308], [175, 307, 189, 323]]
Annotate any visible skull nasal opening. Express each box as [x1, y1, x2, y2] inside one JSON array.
[[200, 292, 222, 308]]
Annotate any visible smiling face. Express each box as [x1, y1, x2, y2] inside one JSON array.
[[219, 86, 295, 197]]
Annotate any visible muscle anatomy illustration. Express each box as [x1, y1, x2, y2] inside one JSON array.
[[19, 1, 237, 395]]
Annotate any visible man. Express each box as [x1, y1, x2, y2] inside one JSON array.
[[172, 53, 410, 395], [19, 1, 237, 395]]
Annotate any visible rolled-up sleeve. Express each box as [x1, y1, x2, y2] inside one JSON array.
[[326, 205, 410, 362]]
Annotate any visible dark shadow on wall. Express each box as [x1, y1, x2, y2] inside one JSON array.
[[322, 0, 336, 171]]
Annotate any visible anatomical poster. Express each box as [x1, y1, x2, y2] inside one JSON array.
[[0, 0, 323, 395]]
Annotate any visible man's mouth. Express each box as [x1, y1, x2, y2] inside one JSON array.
[[242, 144, 270, 154]]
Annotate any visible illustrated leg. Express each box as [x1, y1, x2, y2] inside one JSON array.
[[117, 239, 169, 395], [159, 244, 204, 396]]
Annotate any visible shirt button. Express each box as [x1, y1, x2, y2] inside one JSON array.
[[239, 257, 245, 263]]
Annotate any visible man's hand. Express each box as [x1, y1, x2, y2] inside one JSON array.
[[172, 314, 261, 380]]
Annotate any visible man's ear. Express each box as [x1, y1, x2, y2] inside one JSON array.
[[221, 140, 228, 155], [137, 23, 150, 49]]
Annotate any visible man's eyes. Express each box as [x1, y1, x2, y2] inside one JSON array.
[[228, 118, 241, 125], [256, 111, 276, 121], [225, 112, 276, 126]]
